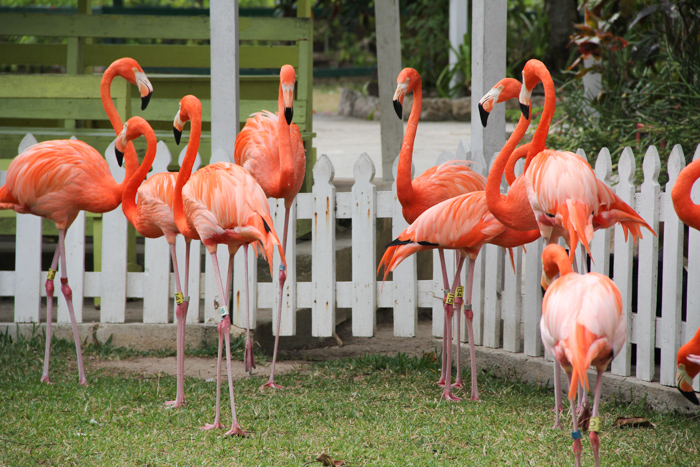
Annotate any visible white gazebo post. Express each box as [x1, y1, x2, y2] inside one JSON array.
[[208, 0, 239, 319], [471, 0, 507, 164], [449, 0, 468, 93], [374, 0, 404, 181]]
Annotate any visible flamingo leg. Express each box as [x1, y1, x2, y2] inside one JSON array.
[[243, 244, 256, 375], [462, 258, 480, 401], [201, 321, 224, 431], [553, 362, 567, 428], [442, 256, 465, 402], [202, 251, 245, 436], [166, 241, 187, 408], [436, 249, 451, 387], [263, 206, 291, 390], [57, 229, 87, 386], [566, 372, 583, 467], [589, 369, 604, 467], [40, 248, 60, 384], [452, 262, 463, 389]]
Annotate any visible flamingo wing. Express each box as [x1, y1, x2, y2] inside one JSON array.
[[593, 179, 655, 241], [136, 172, 178, 240]]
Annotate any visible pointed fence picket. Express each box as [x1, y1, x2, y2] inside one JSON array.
[[3, 133, 700, 391]]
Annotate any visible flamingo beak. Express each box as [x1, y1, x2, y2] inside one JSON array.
[[393, 99, 403, 120], [477, 86, 503, 128], [173, 109, 184, 145], [114, 124, 127, 167], [518, 78, 532, 120], [677, 367, 699, 405], [478, 104, 489, 127], [282, 84, 294, 125], [133, 68, 153, 111], [392, 83, 407, 120]]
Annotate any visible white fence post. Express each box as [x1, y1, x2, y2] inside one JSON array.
[[590, 149, 612, 273], [312, 155, 336, 337], [351, 154, 377, 337], [636, 146, 661, 381], [660, 145, 685, 386], [14, 213, 42, 322], [272, 198, 297, 336]]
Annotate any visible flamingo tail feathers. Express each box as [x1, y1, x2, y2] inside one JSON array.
[[560, 199, 594, 262]]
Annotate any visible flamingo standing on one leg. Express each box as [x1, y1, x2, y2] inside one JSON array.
[[119, 98, 201, 408], [0, 60, 152, 386], [390, 67, 486, 397], [676, 326, 700, 405], [173, 98, 285, 437], [379, 191, 540, 401], [234, 64, 305, 389], [540, 243, 626, 467]]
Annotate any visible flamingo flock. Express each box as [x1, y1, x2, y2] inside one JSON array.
[[1, 56, 698, 465]]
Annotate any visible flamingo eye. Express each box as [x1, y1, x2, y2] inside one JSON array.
[[545, 212, 555, 218]]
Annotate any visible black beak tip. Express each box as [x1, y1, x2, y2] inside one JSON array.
[[520, 102, 530, 120], [115, 148, 124, 167], [478, 104, 489, 127], [393, 99, 403, 120], [678, 386, 700, 405], [540, 285, 547, 296], [284, 107, 293, 125], [173, 127, 182, 146], [141, 92, 152, 111]]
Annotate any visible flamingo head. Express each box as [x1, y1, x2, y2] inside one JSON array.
[[280, 64, 296, 125], [393, 68, 420, 120], [541, 243, 566, 290], [172, 95, 202, 145], [478, 77, 521, 127], [676, 337, 700, 405], [520, 59, 548, 120], [108, 58, 154, 111], [114, 116, 148, 167]]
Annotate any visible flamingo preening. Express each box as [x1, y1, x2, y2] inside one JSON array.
[[0, 58, 152, 386], [675, 326, 700, 405], [540, 243, 626, 467], [235, 64, 306, 389], [173, 95, 284, 437], [379, 192, 540, 401], [390, 67, 486, 397]]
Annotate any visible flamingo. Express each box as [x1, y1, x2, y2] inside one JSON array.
[[676, 326, 700, 405], [172, 96, 285, 437], [0, 59, 152, 386], [234, 64, 305, 389], [119, 99, 201, 408], [391, 67, 487, 392], [540, 243, 626, 467], [379, 191, 540, 401]]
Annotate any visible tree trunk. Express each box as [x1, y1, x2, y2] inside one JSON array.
[[545, 0, 579, 73]]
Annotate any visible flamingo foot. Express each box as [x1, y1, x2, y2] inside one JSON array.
[[436, 376, 446, 387], [451, 379, 464, 389], [470, 394, 481, 402], [260, 380, 285, 390], [552, 420, 564, 430], [244, 338, 256, 375], [79, 377, 88, 387], [577, 402, 591, 431], [165, 398, 185, 409], [201, 421, 224, 431], [224, 424, 247, 437], [40, 375, 52, 384], [441, 389, 462, 402]]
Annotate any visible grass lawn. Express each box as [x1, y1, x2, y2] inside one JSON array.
[[1, 329, 699, 466]]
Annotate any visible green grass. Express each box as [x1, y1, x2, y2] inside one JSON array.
[[1, 329, 699, 466]]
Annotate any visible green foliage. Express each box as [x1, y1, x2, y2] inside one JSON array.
[[507, 0, 550, 77], [401, 0, 450, 91]]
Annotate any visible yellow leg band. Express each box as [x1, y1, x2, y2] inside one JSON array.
[[589, 416, 601, 433], [175, 292, 185, 305], [456, 286, 464, 298], [47, 269, 57, 280], [446, 293, 455, 305]]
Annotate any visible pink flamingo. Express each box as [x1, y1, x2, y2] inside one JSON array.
[[120, 98, 201, 408], [676, 326, 700, 405], [173, 96, 285, 437], [0, 59, 152, 386], [540, 243, 626, 467], [234, 64, 305, 389], [379, 191, 540, 401], [391, 67, 487, 391]]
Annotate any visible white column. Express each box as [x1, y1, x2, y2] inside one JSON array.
[[374, 0, 404, 181], [210, 0, 239, 164], [471, 0, 507, 165]]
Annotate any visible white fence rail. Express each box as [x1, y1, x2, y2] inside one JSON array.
[[3, 133, 700, 390]]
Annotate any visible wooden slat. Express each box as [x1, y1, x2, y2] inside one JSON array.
[[0, 43, 67, 66], [0, 75, 125, 99], [58, 212, 85, 324]]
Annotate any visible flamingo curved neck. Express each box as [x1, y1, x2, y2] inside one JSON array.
[[277, 85, 294, 192], [544, 247, 573, 279], [174, 115, 202, 238], [397, 81, 421, 206], [673, 159, 700, 231], [485, 111, 531, 228], [525, 65, 556, 167], [122, 128, 158, 229]]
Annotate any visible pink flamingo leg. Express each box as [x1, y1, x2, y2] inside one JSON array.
[[57, 229, 87, 386], [451, 265, 464, 389], [40, 248, 60, 384], [589, 369, 604, 467], [552, 363, 564, 429], [262, 206, 291, 390], [462, 259, 480, 401], [436, 249, 451, 387], [202, 251, 246, 435], [565, 372, 583, 467], [441, 256, 465, 402], [242, 245, 256, 375], [166, 241, 187, 408]]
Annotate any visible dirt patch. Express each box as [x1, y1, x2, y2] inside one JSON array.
[[92, 319, 442, 381]]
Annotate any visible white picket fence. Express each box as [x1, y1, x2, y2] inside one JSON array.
[[3, 133, 700, 391]]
